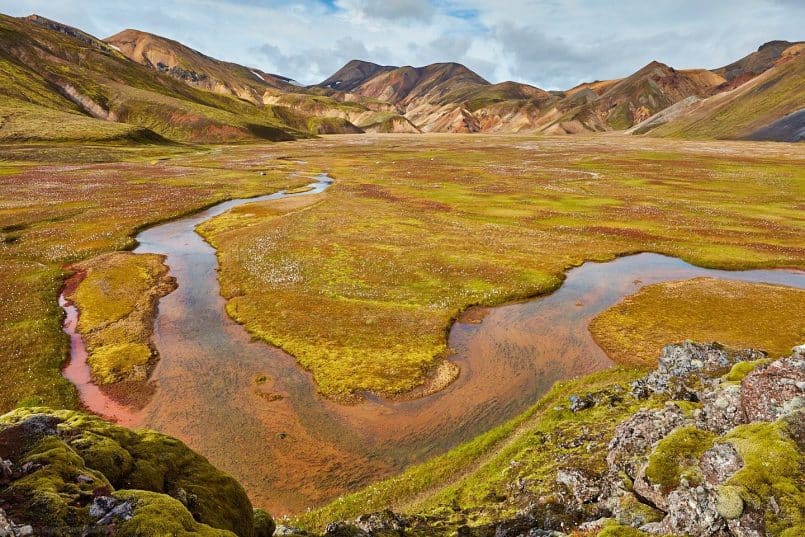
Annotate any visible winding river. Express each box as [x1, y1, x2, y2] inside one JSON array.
[[61, 173, 805, 514]]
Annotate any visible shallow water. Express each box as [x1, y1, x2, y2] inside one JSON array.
[[60, 174, 805, 514]]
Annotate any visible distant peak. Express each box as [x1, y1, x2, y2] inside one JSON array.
[[758, 40, 792, 51], [344, 59, 382, 68]]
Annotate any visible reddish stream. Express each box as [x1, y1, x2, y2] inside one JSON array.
[[60, 174, 805, 514]]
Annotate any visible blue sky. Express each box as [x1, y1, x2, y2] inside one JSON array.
[[1, 0, 802, 89]]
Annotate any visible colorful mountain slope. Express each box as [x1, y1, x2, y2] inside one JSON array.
[[105, 28, 300, 103], [0, 14, 308, 143], [549, 61, 726, 132], [636, 44, 804, 141]]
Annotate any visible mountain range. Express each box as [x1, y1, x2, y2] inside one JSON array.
[[1, 12, 802, 143]]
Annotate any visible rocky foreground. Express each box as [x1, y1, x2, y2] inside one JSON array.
[[1, 342, 803, 537]]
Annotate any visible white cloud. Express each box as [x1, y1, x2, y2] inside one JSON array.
[[0, 0, 801, 89]]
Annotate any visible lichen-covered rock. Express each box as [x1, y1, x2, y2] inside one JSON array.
[[595, 345, 805, 537], [323, 521, 366, 537], [556, 468, 601, 504], [456, 515, 566, 537], [695, 383, 746, 434], [275, 525, 312, 536], [90, 495, 135, 525], [0, 408, 257, 537], [0, 509, 32, 537], [632, 342, 764, 399], [741, 356, 804, 422], [323, 510, 407, 537], [605, 402, 688, 479], [699, 442, 742, 486], [568, 394, 595, 412], [354, 510, 406, 535], [611, 493, 664, 528], [652, 485, 725, 536], [0, 509, 15, 537], [0, 460, 11, 484]]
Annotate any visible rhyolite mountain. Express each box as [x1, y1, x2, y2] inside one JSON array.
[[314, 44, 803, 136], [315, 59, 556, 133], [0, 11, 802, 141], [0, 14, 319, 143], [104, 29, 302, 102], [631, 42, 804, 141], [546, 61, 727, 133]]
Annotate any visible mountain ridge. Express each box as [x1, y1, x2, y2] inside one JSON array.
[[1, 12, 801, 141]]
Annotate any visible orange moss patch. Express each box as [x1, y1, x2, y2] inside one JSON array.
[[590, 278, 805, 366]]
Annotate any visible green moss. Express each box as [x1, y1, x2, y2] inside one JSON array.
[[7, 435, 111, 529], [590, 279, 805, 367], [597, 519, 654, 537], [724, 359, 772, 382], [253, 509, 276, 537], [645, 426, 715, 490], [617, 494, 665, 527], [114, 490, 237, 537], [88, 343, 152, 383], [71, 255, 160, 332], [716, 485, 745, 520], [725, 420, 803, 535], [0, 408, 255, 537]]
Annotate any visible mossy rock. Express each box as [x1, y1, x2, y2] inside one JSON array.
[[113, 490, 237, 537], [724, 359, 772, 383], [596, 519, 653, 537], [716, 485, 744, 520], [6, 435, 111, 530], [617, 493, 664, 527], [0, 408, 256, 536], [253, 509, 276, 537], [724, 419, 804, 535], [644, 426, 715, 490]]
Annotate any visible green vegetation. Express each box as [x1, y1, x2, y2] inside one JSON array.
[[198, 135, 805, 399], [253, 509, 276, 537], [0, 145, 313, 412], [651, 53, 805, 139], [644, 426, 715, 490], [0, 407, 254, 536], [0, 14, 310, 143], [306, 116, 361, 134], [67, 252, 176, 384], [0, 260, 74, 410], [590, 278, 805, 366], [724, 358, 773, 382], [597, 521, 654, 537], [0, 98, 162, 143], [293, 367, 648, 530], [112, 491, 236, 537], [725, 420, 804, 535]]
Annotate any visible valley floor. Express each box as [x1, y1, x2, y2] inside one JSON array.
[[0, 134, 803, 528]]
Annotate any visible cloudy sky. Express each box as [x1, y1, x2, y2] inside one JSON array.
[[1, 0, 802, 89]]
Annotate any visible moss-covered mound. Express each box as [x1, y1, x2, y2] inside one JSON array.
[[0, 408, 260, 536], [66, 251, 177, 385]]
